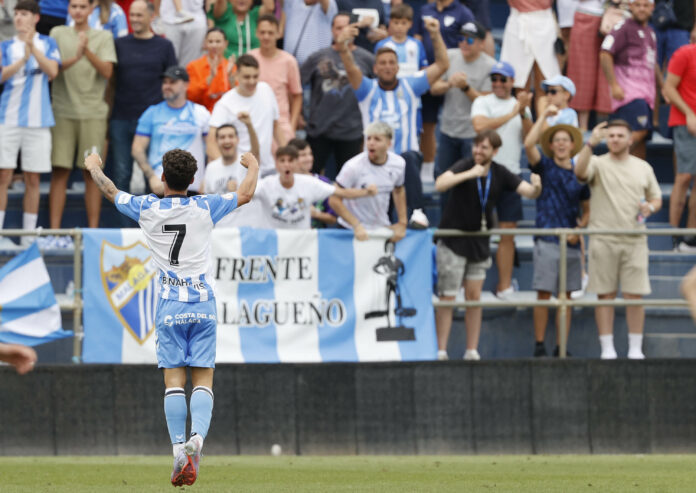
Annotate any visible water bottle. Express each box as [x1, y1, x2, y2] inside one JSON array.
[[637, 199, 646, 225]]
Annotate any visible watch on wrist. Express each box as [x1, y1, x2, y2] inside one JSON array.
[[461, 85, 470, 92]]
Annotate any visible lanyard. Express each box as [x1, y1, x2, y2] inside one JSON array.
[[476, 169, 491, 215]]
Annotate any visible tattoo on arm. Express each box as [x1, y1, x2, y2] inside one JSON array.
[[89, 166, 119, 203]]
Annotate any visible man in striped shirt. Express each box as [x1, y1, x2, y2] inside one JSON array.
[[338, 16, 448, 227], [85, 148, 259, 487], [0, 0, 60, 248]]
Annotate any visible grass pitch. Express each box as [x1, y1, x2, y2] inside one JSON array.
[[2, 455, 696, 492]]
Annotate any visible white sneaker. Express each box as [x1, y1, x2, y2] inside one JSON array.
[[628, 349, 645, 360], [571, 273, 589, 299], [20, 236, 36, 248], [496, 279, 519, 300], [437, 349, 448, 361], [679, 241, 696, 253], [174, 10, 195, 23], [420, 161, 435, 184], [0, 237, 18, 250], [463, 349, 480, 361], [600, 348, 618, 360], [409, 208, 429, 229]]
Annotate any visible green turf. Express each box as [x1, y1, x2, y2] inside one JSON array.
[[2, 455, 696, 492]]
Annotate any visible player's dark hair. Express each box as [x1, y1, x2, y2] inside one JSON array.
[[216, 123, 238, 138], [257, 13, 279, 28], [375, 47, 398, 61], [206, 27, 227, 40], [474, 130, 502, 149], [606, 119, 632, 134], [236, 54, 259, 70], [276, 145, 299, 160], [288, 138, 309, 151], [15, 0, 39, 14], [389, 3, 413, 20], [162, 149, 197, 191]]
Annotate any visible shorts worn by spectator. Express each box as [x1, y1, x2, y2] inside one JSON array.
[[249, 15, 303, 143], [300, 13, 374, 178], [575, 120, 662, 360], [600, 0, 656, 159], [207, 0, 274, 58], [282, 0, 337, 66], [0, 0, 60, 247], [49, 0, 116, 230], [157, 0, 206, 65], [433, 130, 541, 360], [107, 0, 177, 211], [208, 54, 283, 176]]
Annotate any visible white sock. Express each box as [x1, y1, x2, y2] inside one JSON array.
[[23, 212, 38, 231], [599, 335, 617, 359], [628, 333, 644, 358], [0, 210, 5, 229], [173, 442, 185, 457]]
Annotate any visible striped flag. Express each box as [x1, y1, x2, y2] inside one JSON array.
[[0, 243, 71, 346]]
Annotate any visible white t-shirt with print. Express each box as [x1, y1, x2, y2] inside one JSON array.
[[335, 151, 405, 229], [204, 156, 248, 195]]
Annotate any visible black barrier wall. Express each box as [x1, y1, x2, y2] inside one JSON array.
[[2, 360, 696, 455]]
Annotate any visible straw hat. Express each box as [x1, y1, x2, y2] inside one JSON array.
[[540, 124, 584, 158]]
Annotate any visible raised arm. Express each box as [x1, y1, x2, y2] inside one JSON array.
[[207, 126, 221, 160], [237, 112, 260, 160], [236, 152, 259, 206], [84, 153, 119, 202], [524, 105, 558, 167], [336, 24, 364, 91], [434, 163, 487, 192], [213, 0, 227, 19], [422, 18, 449, 86], [574, 121, 606, 182]]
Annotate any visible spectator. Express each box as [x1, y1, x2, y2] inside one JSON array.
[[557, 0, 578, 55], [329, 121, 408, 242], [374, 3, 426, 77], [0, 0, 15, 42], [524, 111, 590, 358], [67, 0, 128, 39], [471, 61, 532, 298], [566, 0, 612, 131], [154, 0, 206, 66], [207, 0, 274, 58], [337, 0, 387, 52], [132, 66, 210, 195], [339, 16, 450, 227], [289, 137, 338, 226], [462, 0, 495, 56], [203, 114, 259, 194], [0, 0, 60, 248], [107, 0, 177, 198], [653, 0, 695, 74], [249, 14, 302, 142], [186, 27, 235, 113], [575, 120, 662, 359], [283, 0, 337, 66], [600, 0, 657, 159], [430, 20, 494, 177], [208, 54, 285, 176], [663, 42, 696, 252], [37, 0, 67, 35], [538, 75, 579, 128], [49, 0, 116, 236], [434, 130, 541, 361], [254, 145, 376, 229], [413, 0, 474, 181], [300, 12, 374, 178], [500, 0, 560, 99]]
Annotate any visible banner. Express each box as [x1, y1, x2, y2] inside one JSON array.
[[82, 228, 436, 363], [0, 243, 72, 346]]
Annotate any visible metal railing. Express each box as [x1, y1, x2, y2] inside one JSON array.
[[433, 227, 696, 359]]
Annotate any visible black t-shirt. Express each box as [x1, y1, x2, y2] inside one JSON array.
[[439, 158, 522, 261], [672, 0, 695, 31]]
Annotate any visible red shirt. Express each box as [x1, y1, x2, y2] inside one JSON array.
[[668, 44, 696, 127]]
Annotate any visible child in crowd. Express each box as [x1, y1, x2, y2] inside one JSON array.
[[539, 75, 579, 129], [288, 138, 337, 227], [374, 4, 427, 77]]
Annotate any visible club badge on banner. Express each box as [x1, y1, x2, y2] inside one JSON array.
[[82, 228, 436, 363]]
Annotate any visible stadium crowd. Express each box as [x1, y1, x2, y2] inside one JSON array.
[[0, 0, 695, 360]]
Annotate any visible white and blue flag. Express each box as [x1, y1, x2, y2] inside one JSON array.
[[0, 243, 71, 346], [82, 228, 437, 363]]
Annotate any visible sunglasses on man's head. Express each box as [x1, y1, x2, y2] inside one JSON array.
[[491, 75, 508, 83]]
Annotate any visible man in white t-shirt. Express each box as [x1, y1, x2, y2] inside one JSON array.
[[203, 113, 259, 194], [254, 145, 377, 229], [330, 121, 408, 243], [207, 54, 287, 177], [471, 60, 533, 299]]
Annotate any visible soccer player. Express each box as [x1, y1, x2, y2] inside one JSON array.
[[84, 148, 259, 486]]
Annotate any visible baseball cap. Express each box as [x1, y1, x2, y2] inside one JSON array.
[[541, 75, 576, 97], [460, 21, 486, 40], [490, 61, 515, 79], [162, 66, 190, 82]]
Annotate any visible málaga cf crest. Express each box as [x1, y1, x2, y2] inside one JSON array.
[[100, 240, 158, 344]]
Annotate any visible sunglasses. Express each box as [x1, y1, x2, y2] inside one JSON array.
[[460, 36, 476, 45], [546, 88, 561, 95], [490, 75, 508, 83]]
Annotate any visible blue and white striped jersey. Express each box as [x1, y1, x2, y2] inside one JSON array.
[[67, 4, 128, 39], [0, 33, 61, 128], [354, 71, 429, 154], [374, 37, 427, 77], [115, 192, 239, 303]]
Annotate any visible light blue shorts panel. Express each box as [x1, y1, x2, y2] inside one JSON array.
[[155, 297, 217, 369]]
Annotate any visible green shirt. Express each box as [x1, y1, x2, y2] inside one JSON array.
[[207, 4, 260, 58], [49, 26, 117, 120]]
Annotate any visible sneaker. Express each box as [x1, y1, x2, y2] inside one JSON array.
[[552, 346, 572, 357], [408, 208, 429, 229], [0, 236, 18, 250], [600, 347, 617, 360], [627, 349, 645, 360], [182, 434, 202, 485], [174, 10, 195, 23], [56, 235, 74, 249], [673, 236, 683, 252], [463, 349, 480, 361], [679, 240, 696, 253], [170, 448, 188, 487], [36, 235, 58, 250], [571, 273, 589, 299], [496, 279, 519, 300], [534, 343, 547, 358], [420, 161, 435, 184], [437, 349, 448, 361]]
